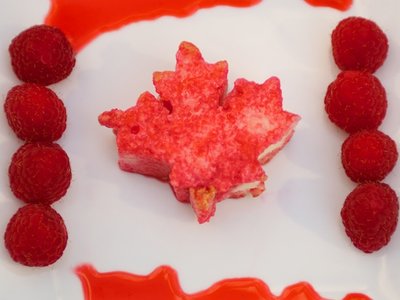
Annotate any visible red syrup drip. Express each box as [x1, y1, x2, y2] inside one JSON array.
[[44, 0, 261, 52], [304, 0, 353, 11], [75, 264, 371, 300], [44, 0, 353, 52]]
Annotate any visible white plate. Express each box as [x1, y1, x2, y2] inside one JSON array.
[[1, 0, 400, 299]]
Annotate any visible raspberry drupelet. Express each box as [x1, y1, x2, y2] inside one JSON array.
[[4, 204, 68, 267], [341, 130, 398, 183], [9, 24, 76, 85], [8, 142, 72, 205], [331, 16, 388, 73], [341, 182, 399, 253], [4, 83, 67, 142], [324, 70, 387, 133]]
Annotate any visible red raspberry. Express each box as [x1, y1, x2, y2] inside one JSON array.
[[9, 24, 76, 85], [341, 183, 399, 253], [324, 70, 387, 133], [4, 83, 67, 142], [9, 143, 72, 205], [332, 17, 388, 73], [342, 130, 398, 183], [4, 204, 68, 267]]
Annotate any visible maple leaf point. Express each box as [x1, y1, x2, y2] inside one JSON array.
[[99, 41, 300, 223]]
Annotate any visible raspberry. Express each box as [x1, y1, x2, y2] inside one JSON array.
[[342, 130, 398, 183], [341, 182, 399, 253], [9, 143, 72, 205], [4, 204, 68, 267], [332, 17, 388, 73], [4, 83, 67, 142], [9, 24, 76, 85], [324, 70, 387, 133]]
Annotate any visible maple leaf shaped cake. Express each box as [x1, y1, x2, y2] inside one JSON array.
[[99, 42, 300, 223]]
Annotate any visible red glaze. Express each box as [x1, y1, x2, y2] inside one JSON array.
[[304, 0, 352, 11], [75, 264, 371, 300], [343, 294, 372, 300], [44, 0, 261, 51], [45, 0, 353, 52]]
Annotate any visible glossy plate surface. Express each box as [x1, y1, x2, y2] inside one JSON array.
[[0, 0, 399, 299]]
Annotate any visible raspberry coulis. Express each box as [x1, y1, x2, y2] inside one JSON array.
[[75, 264, 370, 300], [305, 0, 352, 11], [45, 0, 352, 52], [44, 0, 261, 51]]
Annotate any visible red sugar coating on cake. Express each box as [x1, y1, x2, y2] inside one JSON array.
[[99, 41, 300, 223]]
